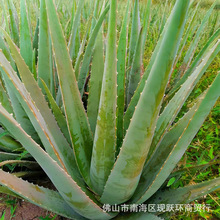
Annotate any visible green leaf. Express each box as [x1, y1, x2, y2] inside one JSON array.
[[0, 152, 30, 162], [127, 28, 143, 104], [124, 10, 165, 132], [178, 0, 216, 77], [41, 79, 71, 144], [90, 0, 101, 33], [0, 48, 83, 187], [0, 160, 39, 169], [158, 0, 168, 39], [74, 16, 91, 80], [101, 0, 190, 205], [169, 28, 220, 98], [1, 0, 10, 34], [126, 0, 140, 94], [33, 19, 39, 63], [0, 67, 39, 142], [87, 28, 104, 134], [38, 0, 53, 95], [90, 0, 117, 195], [148, 177, 220, 206], [141, 0, 151, 55], [0, 170, 86, 220], [32, 49, 37, 80], [20, 0, 33, 71], [167, 177, 176, 187], [0, 128, 22, 152], [0, 76, 13, 114], [132, 92, 203, 202], [6, 0, 19, 46], [0, 105, 116, 220], [148, 40, 220, 160], [0, 35, 16, 70], [132, 73, 220, 204], [77, 5, 110, 96], [116, 0, 131, 152], [45, 0, 93, 186], [172, 0, 201, 79], [68, 0, 85, 61]]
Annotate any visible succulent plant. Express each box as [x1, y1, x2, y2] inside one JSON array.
[[0, 0, 219, 219]]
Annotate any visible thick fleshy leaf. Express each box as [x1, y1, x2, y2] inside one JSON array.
[[0, 49, 83, 186], [175, 1, 216, 79], [148, 40, 220, 160], [1, 0, 10, 34], [90, 0, 117, 195], [6, 0, 19, 46], [41, 79, 71, 144], [0, 35, 16, 70], [172, 0, 200, 77], [68, 0, 85, 61], [132, 73, 220, 203], [131, 94, 203, 203], [74, 16, 91, 80], [45, 0, 93, 186], [20, 0, 33, 71], [0, 128, 22, 152], [0, 185, 20, 198], [0, 170, 85, 220], [0, 77, 13, 113], [0, 67, 39, 142], [124, 9, 166, 132], [168, 28, 220, 99], [126, 0, 140, 94], [0, 105, 116, 219], [127, 28, 143, 104], [116, 0, 131, 152], [148, 177, 220, 207], [77, 5, 110, 95], [101, 0, 190, 205], [87, 28, 104, 134], [90, 0, 101, 33], [33, 19, 39, 63], [141, 0, 151, 54], [158, 0, 168, 39], [38, 0, 53, 95]]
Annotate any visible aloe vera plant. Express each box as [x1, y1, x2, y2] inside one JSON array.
[[0, 0, 219, 219]]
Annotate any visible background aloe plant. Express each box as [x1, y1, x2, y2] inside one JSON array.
[[0, 0, 219, 219]]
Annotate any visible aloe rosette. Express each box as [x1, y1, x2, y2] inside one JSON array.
[[0, 0, 219, 219]]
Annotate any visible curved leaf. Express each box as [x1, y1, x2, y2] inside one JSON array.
[[116, 0, 131, 151], [148, 177, 220, 207], [0, 169, 86, 220], [45, 0, 93, 186], [132, 73, 220, 203], [68, 0, 85, 61], [20, 0, 33, 71], [38, 0, 53, 94], [101, 0, 190, 205], [0, 105, 116, 219], [90, 0, 117, 195], [87, 28, 104, 134], [0, 49, 83, 187], [77, 5, 110, 95], [148, 40, 220, 160]]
